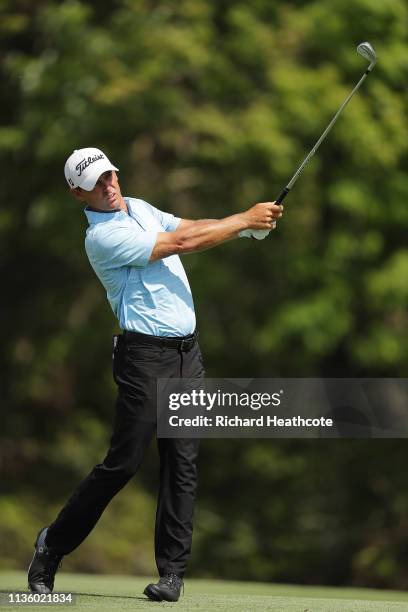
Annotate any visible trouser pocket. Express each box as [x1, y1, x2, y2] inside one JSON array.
[[112, 334, 124, 384]]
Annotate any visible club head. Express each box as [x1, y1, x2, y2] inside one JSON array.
[[357, 42, 377, 70]]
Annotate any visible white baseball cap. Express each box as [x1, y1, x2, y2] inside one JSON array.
[[64, 147, 119, 191]]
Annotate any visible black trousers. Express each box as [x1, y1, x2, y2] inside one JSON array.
[[46, 332, 204, 578]]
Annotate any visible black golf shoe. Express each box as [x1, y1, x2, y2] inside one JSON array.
[[143, 573, 184, 602], [28, 527, 63, 594]]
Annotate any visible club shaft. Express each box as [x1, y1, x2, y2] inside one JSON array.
[[276, 68, 371, 204]]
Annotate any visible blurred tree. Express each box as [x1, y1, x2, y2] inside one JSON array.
[[0, 0, 407, 587]]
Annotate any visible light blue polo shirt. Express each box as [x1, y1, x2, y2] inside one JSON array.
[[84, 197, 196, 337]]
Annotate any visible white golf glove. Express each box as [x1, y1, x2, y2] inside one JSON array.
[[239, 223, 275, 240]]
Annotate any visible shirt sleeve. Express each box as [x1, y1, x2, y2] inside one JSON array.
[[87, 224, 157, 269], [141, 200, 181, 232]]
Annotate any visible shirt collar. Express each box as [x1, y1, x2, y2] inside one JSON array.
[[124, 197, 135, 215], [84, 197, 142, 225], [84, 205, 127, 225], [124, 197, 148, 230]]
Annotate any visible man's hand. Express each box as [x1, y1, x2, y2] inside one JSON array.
[[242, 201, 283, 230], [238, 201, 283, 239]]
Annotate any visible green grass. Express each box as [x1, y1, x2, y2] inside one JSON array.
[[1, 571, 408, 611]]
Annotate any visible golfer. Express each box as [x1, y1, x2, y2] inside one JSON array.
[[28, 147, 283, 602]]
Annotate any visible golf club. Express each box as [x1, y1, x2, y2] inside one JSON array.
[[275, 41, 377, 205], [241, 42, 377, 239]]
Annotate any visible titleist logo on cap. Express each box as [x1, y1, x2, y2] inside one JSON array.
[[75, 154, 105, 177]]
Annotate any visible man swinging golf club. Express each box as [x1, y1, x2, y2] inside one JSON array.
[[27, 147, 283, 602], [27, 38, 376, 602]]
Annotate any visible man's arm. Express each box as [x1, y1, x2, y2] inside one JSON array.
[[150, 201, 283, 262], [177, 219, 217, 231]]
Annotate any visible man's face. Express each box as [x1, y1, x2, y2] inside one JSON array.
[[73, 170, 123, 211]]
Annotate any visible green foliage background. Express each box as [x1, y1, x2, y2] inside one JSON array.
[[1, 0, 407, 588]]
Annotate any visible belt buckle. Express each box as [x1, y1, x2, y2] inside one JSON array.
[[180, 338, 186, 352]]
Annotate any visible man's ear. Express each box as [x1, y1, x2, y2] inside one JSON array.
[[70, 187, 85, 202]]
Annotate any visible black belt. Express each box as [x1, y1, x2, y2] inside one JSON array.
[[123, 329, 198, 352]]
